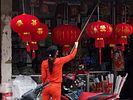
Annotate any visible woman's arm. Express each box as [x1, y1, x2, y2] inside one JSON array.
[[59, 42, 78, 64]]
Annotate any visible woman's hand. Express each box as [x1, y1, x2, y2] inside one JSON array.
[[75, 42, 79, 48]]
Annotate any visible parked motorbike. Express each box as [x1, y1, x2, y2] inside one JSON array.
[[20, 82, 49, 100], [61, 73, 86, 100]]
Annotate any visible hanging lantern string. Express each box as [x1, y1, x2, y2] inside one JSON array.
[[70, 1, 100, 53], [67, 3, 69, 24], [22, 0, 25, 13], [124, 4, 127, 23], [113, 1, 116, 25], [99, 48, 102, 64], [63, 2, 67, 24], [31, 4, 34, 15], [97, 0, 100, 20]]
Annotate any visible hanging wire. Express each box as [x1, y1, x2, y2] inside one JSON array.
[[97, 1, 100, 20], [31, 3, 35, 15], [63, 1, 69, 24], [33, 7, 35, 15], [63, 3, 66, 23], [30, 0, 35, 15], [113, 1, 116, 25], [22, 0, 25, 13], [124, 4, 127, 23], [66, 3, 69, 24], [31, 6, 33, 15]]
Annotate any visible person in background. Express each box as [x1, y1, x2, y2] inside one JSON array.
[[41, 42, 78, 100]]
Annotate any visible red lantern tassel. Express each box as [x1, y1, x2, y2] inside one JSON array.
[[20, 32, 32, 42], [99, 48, 102, 65], [32, 50, 36, 60], [95, 38, 104, 48], [26, 42, 31, 52], [30, 41, 38, 50], [95, 38, 104, 65], [118, 36, 127, 44], [121, 43, 125, 51]]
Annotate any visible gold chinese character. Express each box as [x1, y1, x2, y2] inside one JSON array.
[[31, 19, 37, 26], [37, 28, 43, 34], [121, 36, 127, 38], [123, 26, 129, 34], [100, 25, 106, 32], [93, 27, 98, 33], [16, 20, 23, 27], [31, 41, 37, 44], [97, 38, 103, 40], [23, 32, 30, 35]]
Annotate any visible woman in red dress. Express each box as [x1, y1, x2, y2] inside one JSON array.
[[41, 42, 78, 100]]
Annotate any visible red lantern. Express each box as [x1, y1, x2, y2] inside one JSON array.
[[10, 13, 40, 52], [105, 33, 118, 47], [104, 24, 119, 59], [18, 32, 32, 42], [30, 23, 48, 59], [104, 25, 118, 47], [10, 13, 40, 33], [86, 21, 113, 64], [52, 24, 80, 53], [18, 32, 32, 52], [104, 32, 120, 59], [86, 21, 112, 48], [32, 23, 48, 41], [29, 41, 38, 59], [30, 41, 38, 51], [115, 23, 133, 51]]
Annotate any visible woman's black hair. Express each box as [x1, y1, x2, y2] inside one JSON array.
[[47, 45, 58, 74]]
